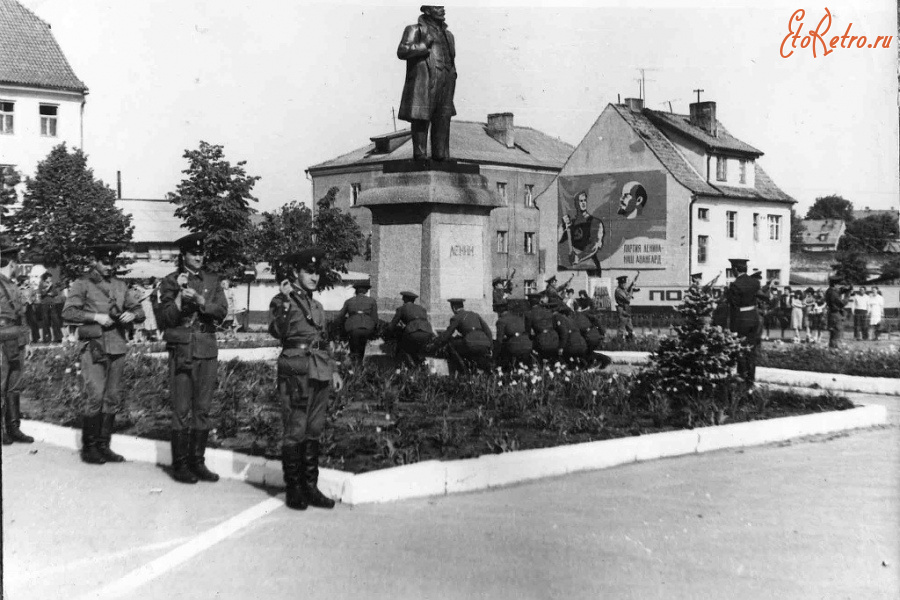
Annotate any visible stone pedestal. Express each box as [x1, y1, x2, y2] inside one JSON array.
[[358, 161, 501, 327]]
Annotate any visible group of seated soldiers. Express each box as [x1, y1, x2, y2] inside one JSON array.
[[337, 282, 609, 374]]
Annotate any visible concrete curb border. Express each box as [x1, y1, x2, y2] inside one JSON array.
[[21, 402, 886, 505]]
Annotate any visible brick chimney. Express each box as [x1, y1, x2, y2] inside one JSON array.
[[689, 101, 717, 136], [623, 98, 644, 112], [487, 112, 515, 148]]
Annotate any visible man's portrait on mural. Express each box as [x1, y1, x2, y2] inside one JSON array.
[[557, 171, 666, 271]]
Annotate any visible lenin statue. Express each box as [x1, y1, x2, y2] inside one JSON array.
[[397, 6, 456, 162]]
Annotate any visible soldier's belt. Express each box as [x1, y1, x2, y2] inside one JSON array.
[[738, 306, 756, 312], [283, 339, 325, 351]]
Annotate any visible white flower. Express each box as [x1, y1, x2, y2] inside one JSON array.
[[592, 390, 598, 396], [64, 368, 71, 374], [375, 426, 382, 433], [385, 414, 391, 421]]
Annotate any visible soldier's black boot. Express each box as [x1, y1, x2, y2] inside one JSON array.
[[189, 429, 219, 482], [171, 430, 198, 484], [6, 393, 34, 444], [282, 444, 307, 511], [97, 413, 124, 462], [301, 439, 335, 509], [80, 414, 107, 464]]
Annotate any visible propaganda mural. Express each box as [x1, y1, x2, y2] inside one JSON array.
[[557, 170, 667, 271]]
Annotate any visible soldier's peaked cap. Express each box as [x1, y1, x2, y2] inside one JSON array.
[[828, 275, 843, 284], [545, 275, 557, 283], [447, 298, 465, 306], [492, 277, 503, 285], [176, 232, 206, 254], [751, 270, 763, 279], [353, 281, 372, 290], [728, 258, 749, 269], [616, 275, 628, 283], [400, 291, 418, 300], [285, 247, 326, 270], [87, 243, 127, 260], [690, 272, 702, 279]]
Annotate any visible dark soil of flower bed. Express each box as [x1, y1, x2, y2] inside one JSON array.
[[20, 349, 855, 475]]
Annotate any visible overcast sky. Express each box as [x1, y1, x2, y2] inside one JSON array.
[[18, 0, 900, 216]]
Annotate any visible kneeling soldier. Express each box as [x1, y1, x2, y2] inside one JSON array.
[[1, 242, 34, 445], [269, 248, 343, 510], [434, 299, 493, 374], [337, 282, 378, 362], [62, 244, 144, 463], [494, 300, 532, 370], [524, 292, 559, 361], [552, 301, 587, 362], [389, 291, 434, 367], [158, 233, 227, 483]]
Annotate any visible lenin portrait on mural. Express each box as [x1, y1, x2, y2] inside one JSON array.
[[397, 6, 457, 162]]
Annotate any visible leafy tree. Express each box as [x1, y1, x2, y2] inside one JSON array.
[[839, 212, 899, 252], [4, 144, 133, 280], [254, 187, 363, 289], [1, 166, 21, 216], [832, 252, 869, 284], [880, 256, 900, 281], [254, 201, 313, 265], [805, 194, 854, 221], [789, 207, 805, 245], [168, 141, 259, 276]]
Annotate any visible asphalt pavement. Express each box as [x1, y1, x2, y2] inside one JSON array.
[[3, 391, 898, 600]]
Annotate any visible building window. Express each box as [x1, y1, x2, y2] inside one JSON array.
[[40, 104, 58, 137], [697, 235, 708, 263], [524, 232, 535, 255], [697, 207, 709, 221], [766, 269, 781, 284], [726, 211, 737, 239], [768, 215, 781, 240], [716, 157, 727, 182], [725, 268, 735, 280], [739, 160, 747, 184], [753, 213, 759, 242], [351, 183, 361, 206], [524, 184, 535, 207], [496, 230, 508, 254], [0, 101, 13, 134], [497, 182, 507, 204], [524, 279, 536, 295]]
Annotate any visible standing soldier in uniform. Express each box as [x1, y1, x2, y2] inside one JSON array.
[[524, 291, 559, 362], [824, 276, 848, 348], [269, 248, 343, 510], [158, 233, 227, 484], [492, 277, 507, 305], [688, 272, 703, 294], [433, 298, 493, 373], [493, 300, 532, 370], [337, 282, 378, 363], [723, 258, 765, 383], [389, 291, 434, 367], [62, 244, 144, 462], [614, 275, 635, 340], [1, 242, 34, 445]]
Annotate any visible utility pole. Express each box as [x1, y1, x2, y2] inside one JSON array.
[[659, 99, 680, 113], [391, 107, 397, 132], [693, 88, 705, 103]]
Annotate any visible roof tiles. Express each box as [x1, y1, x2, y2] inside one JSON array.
[[0, 0, 87, 93]]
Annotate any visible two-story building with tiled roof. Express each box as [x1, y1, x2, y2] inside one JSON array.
[[0, 0, 88, 189], [796, 219, 846, 252], [306, 112, 574, 296], [539, 98, 795, 306]]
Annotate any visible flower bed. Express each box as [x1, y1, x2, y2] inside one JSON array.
[[21, 346, 853, 474], [757, 344, 900, 378]]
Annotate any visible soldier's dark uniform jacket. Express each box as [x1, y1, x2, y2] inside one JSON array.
[[614, 286, 632, 317], [524, 303, 559, 355], [1, 270, 32, 445], [390, 302, 434, 362], [725, 274, 763, 339], [553, 311, 587, 358], [62, 271, 144, 355], [0, 272, 30, 351], [824, 286, 846, 316], [339, 294, 378, 334], [158, 269, 228, 358], [269, 289, 335, 398], [495, 311, 532, 358], [573, 310, 603, 350], [436, 309, 493, 357]]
